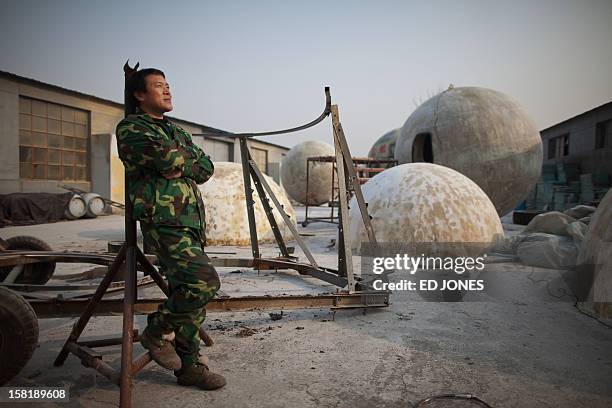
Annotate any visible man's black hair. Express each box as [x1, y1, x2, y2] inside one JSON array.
[[125, 68, 165, 115]]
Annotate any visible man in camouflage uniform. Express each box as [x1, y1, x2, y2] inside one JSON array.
[[116, 68, 226, 390]]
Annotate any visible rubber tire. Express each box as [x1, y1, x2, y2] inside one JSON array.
[[0, 236, 56, 285], [0, 286, 39, 385]]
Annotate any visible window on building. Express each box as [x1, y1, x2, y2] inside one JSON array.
[[250, 147, 268, 174], [19, 97, 89, 181], [547, 134, 570, 159], [595, 119, 612, 149]]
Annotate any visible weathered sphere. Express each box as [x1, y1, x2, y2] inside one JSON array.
[[578, 189, 612, 309], [348, 163, 504, 253], [394, 87, 543, 216], [199, 162, 296, 246], [281, 141, 334, 205], [368, 128, 401, 162]]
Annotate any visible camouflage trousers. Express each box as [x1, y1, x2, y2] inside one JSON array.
[[140, 222, 220, 366]]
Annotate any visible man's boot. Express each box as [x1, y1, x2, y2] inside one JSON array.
[[140, 327, 181, 370], [175, 363, 227, 390]]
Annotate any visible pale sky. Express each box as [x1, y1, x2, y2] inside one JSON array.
[[1, 0, 611, 155]]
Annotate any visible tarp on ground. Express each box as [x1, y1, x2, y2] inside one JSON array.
[[0, 192, 73, 227]]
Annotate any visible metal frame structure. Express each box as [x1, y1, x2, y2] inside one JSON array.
[[302, 156, 397, 226], [0, 62, 390, 407]]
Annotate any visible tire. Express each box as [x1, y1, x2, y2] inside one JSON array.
[[0, 286, 39, 385], [0, 236, 56, 285]]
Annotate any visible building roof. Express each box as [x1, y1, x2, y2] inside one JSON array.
[[0, 70, 289, 151], [540, 100, 612, 133], [192, 129, 291, 151]]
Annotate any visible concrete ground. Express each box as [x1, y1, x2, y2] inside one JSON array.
[[2, 207, 611, 408]]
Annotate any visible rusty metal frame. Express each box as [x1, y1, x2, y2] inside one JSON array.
[[226, 98, 381, 294], [29, 292, 389, 318], [302, 156, 397, 226]]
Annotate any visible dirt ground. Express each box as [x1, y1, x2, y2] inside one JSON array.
[[1, 207, 611, 408]]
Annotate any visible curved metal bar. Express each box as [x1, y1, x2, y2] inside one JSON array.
[[230, 87, 331, 137]]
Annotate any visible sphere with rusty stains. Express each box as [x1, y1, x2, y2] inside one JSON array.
[[348, 163, 504, 254], [281, 141, 335, 205], [394, 86, 543, 216], [368, 128, 400, 167], [198, 162, 296, 246]]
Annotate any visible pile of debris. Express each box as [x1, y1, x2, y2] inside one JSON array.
[[505, 205, 596, 269], [500, 192, 611, 320]]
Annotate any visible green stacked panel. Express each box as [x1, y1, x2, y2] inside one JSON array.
[[580, 174, 594, 202]]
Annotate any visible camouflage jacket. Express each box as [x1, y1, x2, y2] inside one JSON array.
[[116, 113, 214, 229]]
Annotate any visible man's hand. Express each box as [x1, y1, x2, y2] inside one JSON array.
[[162, 168, 182, 179]]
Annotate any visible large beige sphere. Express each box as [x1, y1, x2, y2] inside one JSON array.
[[394, 87, 543, 216], [281, 141, 334, 205], [348, 163, 504, 253], [199, 162, 296, 246], [578, 189, 612, 309]]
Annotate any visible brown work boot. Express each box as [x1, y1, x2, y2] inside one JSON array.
[[140, 328, 181, 370], [175, 362, 227, 390]]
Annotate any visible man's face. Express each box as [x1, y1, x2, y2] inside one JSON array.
[[135, 74, 173, 115]]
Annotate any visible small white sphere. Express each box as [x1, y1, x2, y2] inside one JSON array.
[[199, 162, 296, 246], [281, 141, 335, 205], [348, 163, 504, 252]]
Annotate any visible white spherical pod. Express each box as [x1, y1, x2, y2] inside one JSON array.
[[394, 86, 543, 216], [348, 163, 504, 253], [199, 162, 296, 246], [281, 141, 335, 205]]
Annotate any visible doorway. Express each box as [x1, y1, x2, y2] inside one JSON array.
[[412, 133, 434, 163]]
